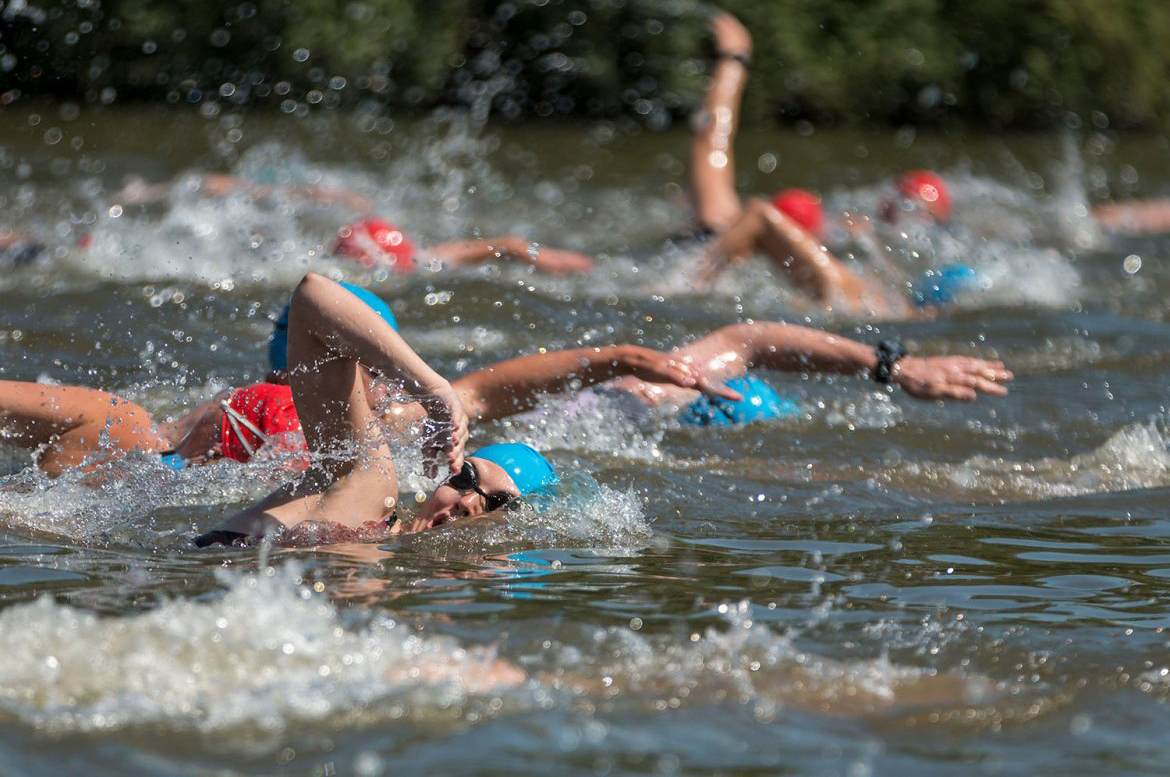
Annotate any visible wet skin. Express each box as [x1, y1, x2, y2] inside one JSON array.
[[400, 456, 520, 533]]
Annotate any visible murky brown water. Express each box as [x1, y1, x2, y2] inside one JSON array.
[[2, 104, 1170, 775]]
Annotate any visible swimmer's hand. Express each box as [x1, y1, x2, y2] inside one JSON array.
[[620, 346, 743, 401], [711, 12, 752, 60], [418, 381, 468, 477], [894, 356, 1013, 401]]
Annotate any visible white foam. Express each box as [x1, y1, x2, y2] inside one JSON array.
[[0, 569, 999, 738], [888, 417, 1170, 499], [0, 565, 523, 737]]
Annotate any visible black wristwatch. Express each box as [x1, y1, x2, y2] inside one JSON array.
[[872, 340, 908, 384]]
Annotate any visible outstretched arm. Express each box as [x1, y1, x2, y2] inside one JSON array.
[[198, 273, 466, 544], [426, 236, 593, 274], [673, 322, 1013, 401], [451, 345, 741, 421], [693, 199, 909, 318], [688, 12, 752, 234], [1092, 199, 1170, 237]]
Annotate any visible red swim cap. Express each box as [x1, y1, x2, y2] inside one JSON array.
[[770, 189, 824, 238], [219, 383, 304, 463], [896, 170, 951, 221], [334, 217, 416, 272]]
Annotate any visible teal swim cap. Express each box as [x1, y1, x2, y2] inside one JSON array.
[[679, 375, 800, 426], [470, 443, 557, 495], [911, 263, 979, 307], [268, 281, 398, 371]]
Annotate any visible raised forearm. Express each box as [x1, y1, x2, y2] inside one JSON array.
[[696, 60, 746, 148], [289, 273, 448, 395]]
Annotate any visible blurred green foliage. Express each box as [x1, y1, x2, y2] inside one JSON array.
[[3, 0, 1170, 129]]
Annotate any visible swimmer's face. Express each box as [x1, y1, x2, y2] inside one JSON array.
[[413, 457, 520, 530], [172, 402, 225, 464]]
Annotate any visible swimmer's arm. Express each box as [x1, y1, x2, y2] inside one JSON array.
[[197, 452, 397, 543], [427, 237, 593, 273], [283, 184, 374, 212], [291, 273, 456, 403], [199, 273, 460, 544], [1091, 199, 1170, 236], [689, 12, 752, 233], [452, 345, 736, 421], [289, 273, 468, 473], [731, 323, 1012, 400]]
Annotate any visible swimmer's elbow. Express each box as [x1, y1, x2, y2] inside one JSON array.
[[289, 272, 338, 320]]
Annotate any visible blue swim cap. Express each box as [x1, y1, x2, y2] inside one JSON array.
[[159, 451, 187, 470], [911, 263, 979, 307], [268, 281, 398, 371], [679, 375, 801, 427], [470, 443, 557, 495]]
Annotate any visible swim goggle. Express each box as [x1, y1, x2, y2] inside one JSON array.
[[220, 399, 270, 458], [445, 460, 515, 512]]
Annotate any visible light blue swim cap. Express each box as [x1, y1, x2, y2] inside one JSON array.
[[679, 375, 801, 427], [268, 281, 398, 371], [911, 263, 979, 307], [159, 451, 187, 470], [470, 443, 558, 495]]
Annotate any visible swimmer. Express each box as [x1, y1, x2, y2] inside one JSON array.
[[443, 322, 1012, 431], [683, 13, 925, 316], [0, 283, 726, 479], [0, 379, 303, 477], [115, 172, 593, 274], [195, 310, 1008, 547], [193, 273, 742, 546], [0, 282, 398, 476], [258, 283, 1010, 433]]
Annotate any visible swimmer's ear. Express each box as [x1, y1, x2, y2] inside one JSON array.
[[697, 377, 743, 402]]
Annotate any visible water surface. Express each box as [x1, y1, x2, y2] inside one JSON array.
[[2, 106, 1170, 775]]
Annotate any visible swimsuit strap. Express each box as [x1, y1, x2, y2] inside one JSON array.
[[220, 399, 271, 457]]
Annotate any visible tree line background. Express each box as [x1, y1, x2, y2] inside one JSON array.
[[4, 0, 1170, 130]]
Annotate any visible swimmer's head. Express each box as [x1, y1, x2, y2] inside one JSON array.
[[882, 170, 952, 224], [910, 263, 980, 307], [268, 281, 398, 372], [220, 383, 303, 462], [414, 443, 557, 528], [679, 375, 800, 426], [771, 188, 824, 238], [334, 217, 416, 272]]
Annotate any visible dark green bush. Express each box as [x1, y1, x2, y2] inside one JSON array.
[[2, 0, 1169, 128]]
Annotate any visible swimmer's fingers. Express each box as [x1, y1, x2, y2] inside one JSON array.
[[622, 347, 700, 388], [967, 358, 1014, 384], [895, 356, 1014, 401], [970, 374, 1009, 396], [950, 358, 1012, 395], [697, 375, 742, 401], [418, 384, 467, 477]]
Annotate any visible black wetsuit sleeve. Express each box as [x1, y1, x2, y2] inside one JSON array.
[[192, 530, 250, 548]]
